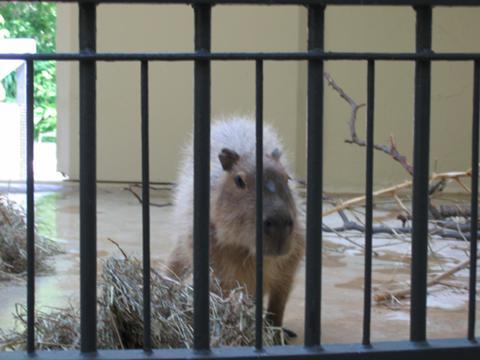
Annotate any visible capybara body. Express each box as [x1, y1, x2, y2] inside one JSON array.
[[168, 117, 304, 328]]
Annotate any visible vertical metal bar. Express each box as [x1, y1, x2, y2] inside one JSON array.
[[304, 4, 325, 348], [255, 59, 264, 351], [193, 3, 211, 352], [468, 60, 479, 341], [362, 60, 375, 347], [410, 5, 432, 343], [17, 63, 27, 180], [141, 60, 152, 352], [26, 59, 35, 354], [79, 2, 97, 353]]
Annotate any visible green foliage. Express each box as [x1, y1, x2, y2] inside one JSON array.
[[0, 3, 56, 142]]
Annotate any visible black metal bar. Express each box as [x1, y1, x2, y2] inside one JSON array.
[[7, 0, 480, 6], [3, 1, 480, 359], [6, 52, 480, 62], [79, 1, 97, 354], [468, 60, 480, 341], [304, 3, 325, 348], [193, 3, 211, 352], [2, 339, 480, 360], [362, 60, 375, 346], [141, 60, 152, 352], [410, 5, 432, 343], [255, 59, 264, 351], [26, 59, 35, 354]]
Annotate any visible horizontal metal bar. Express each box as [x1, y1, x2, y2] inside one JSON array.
[[3, 52, 480, 62], [5, 0, 480, 6], [2, 339, 480, 360]]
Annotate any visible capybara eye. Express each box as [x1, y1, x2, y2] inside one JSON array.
[[234, 175, 246, 189]]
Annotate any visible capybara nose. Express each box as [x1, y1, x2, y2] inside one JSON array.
[[264, 215, 294, 237]]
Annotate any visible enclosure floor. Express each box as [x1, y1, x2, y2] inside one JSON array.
[[0, 182, 479, 345]]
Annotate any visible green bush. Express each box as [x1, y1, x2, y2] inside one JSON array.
[[0, 3, 56, 142]]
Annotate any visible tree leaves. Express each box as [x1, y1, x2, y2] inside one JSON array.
[[0, 3, 56, 142]]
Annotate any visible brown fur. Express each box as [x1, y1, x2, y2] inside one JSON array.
[[168, 118, 305, 329], [168, 228, 304, 328]]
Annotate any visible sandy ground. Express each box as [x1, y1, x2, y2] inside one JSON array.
[[0, 182, 479, 345]]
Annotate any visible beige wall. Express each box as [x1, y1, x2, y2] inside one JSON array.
[[56, 4, 305, 183], [57, 5, 480, 192]]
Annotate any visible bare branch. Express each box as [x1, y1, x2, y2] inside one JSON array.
[[124, 184, 172, 208], [374, 255, 477, 302], [324, 72, 414, 175]]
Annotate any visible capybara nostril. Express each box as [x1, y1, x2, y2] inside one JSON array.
[[264, 215, 294, 239], [264, 216, 293, 229], [264, 218, 274, 234]]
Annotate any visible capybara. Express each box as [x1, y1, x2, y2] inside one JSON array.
[[168, 116, 304, 331]]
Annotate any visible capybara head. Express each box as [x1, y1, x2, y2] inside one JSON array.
[[212, 147, 297, 257]]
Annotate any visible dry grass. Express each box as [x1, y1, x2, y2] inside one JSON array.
[[0, 194, 61, 280], [0, 255, 280, 351], [0, 305, 80, 350]]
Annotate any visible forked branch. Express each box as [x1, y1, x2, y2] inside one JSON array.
[[324, 72, 413, 175]]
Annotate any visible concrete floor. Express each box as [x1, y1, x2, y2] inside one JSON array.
[[0, 182, 478, 345]]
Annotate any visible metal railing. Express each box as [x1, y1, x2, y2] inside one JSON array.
[[0, 1, 479, 359]]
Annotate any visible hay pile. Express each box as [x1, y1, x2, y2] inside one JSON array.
[[0, 305, 80, 350], [0, 255, 280, 350], [0, 194, 61, 280]]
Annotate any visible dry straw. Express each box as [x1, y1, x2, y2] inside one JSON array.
[[1, 254, 280, 350], [0, 194, 61, 280]]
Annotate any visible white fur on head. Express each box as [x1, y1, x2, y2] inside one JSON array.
[[171, 116, 298, 253]]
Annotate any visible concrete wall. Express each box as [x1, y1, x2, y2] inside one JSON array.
[[56, 5, 480, 192]]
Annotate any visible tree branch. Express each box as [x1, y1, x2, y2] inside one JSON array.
[[374, 255, 478, 302], [324, 72, 414, 175]]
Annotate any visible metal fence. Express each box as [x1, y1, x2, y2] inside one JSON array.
[[1, 0, 480, 359]]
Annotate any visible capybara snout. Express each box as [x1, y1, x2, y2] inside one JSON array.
[[261, 165, 297, 256], [263, 210, 294, 256]]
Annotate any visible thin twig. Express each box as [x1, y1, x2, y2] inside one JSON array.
[[107, 238, 129, 260], [454, 177, 471, 193], [323, 181, 412, 217], [374, 256, 477, 302], [124, 185, 172, 208], [322, 223, 367, 251], [393, 193, 411, 217]]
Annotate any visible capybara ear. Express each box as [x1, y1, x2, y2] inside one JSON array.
[[219, 148, 240, 171], [271, 148, 282, 161]]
